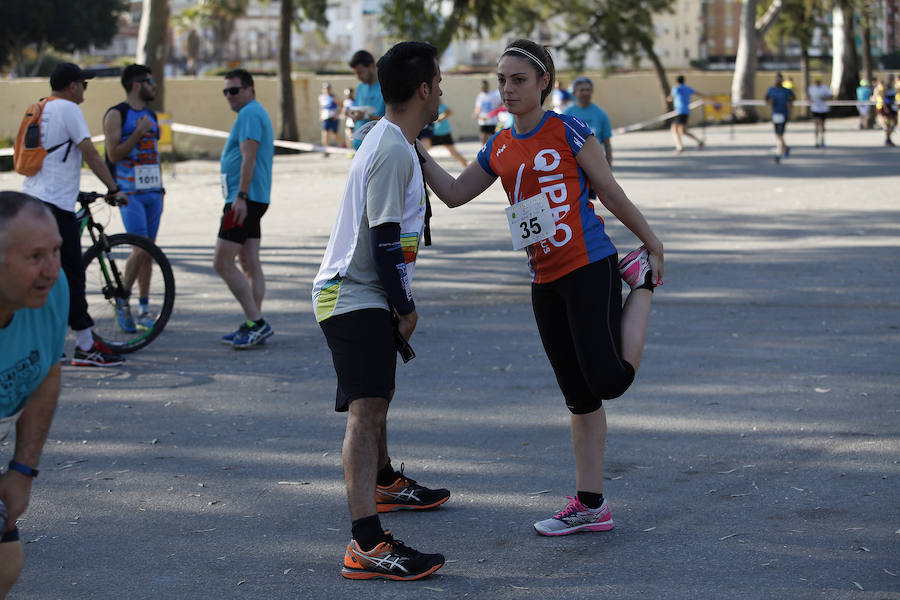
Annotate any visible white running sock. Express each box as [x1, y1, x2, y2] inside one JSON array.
[[75, 328, 94, 351]]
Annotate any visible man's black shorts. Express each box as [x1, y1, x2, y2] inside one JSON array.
[[217, 200, 268, 244], [674, 113, 689, 125], [811, 110, 829, 120], [320, 308, 396, 412], [479, 124, 496, 135], [432, 133, 455, 147]]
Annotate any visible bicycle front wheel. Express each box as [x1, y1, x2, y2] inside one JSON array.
[[82, 233, 176, 353]]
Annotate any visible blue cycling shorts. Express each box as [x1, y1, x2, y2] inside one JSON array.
[[119, 192, 163, 239]]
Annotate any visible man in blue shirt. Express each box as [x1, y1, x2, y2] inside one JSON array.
[[347, 50, 385, 151], [564, 76, 614, 167], [666, 75, 705, 154], [0, 192, 68, 597], [215, 69, 275, 348], [765, 72, 796, 163]]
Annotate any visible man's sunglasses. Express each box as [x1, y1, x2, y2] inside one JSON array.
[[222, 86, 247, 96], [79, 80, 88, 89], [136, 77, 154, 86]]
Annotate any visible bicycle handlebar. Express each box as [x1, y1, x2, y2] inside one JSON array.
[[78, 191, 127, 207]]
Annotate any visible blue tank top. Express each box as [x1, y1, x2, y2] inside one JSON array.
[[105, 102, 162, 194]]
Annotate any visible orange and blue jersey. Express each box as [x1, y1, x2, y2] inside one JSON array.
[[476, 111, 617, 284]]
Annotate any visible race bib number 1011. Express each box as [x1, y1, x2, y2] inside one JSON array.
[[134, 164, 162, 190]]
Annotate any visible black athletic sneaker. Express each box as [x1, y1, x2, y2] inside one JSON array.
[[341, 532, 444, 581], [71, 339, 125, 367], [376, 465, 450, 513]]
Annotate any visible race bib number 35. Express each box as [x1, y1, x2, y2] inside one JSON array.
[[134, 164, 162, 190], [505, 193, 555, 251]]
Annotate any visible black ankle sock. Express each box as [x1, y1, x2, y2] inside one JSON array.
[[376, 459, 398, 486], [637, 270, 655, 292], [351, 515, 385, 551], [253, 318, 266, 327], [577, 491, 604, 509]]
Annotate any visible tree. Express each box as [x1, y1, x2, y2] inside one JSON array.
[[830, 0, 858, 108], [0, 0, 126, 76], [763, 0, 824, 116], [732, 0, 786, 120], [271, 0, 326, 143], [136, 0, 168, 111], [380, 0, 508, 57], [177, 0, 249, 63], [858, 0, 876, 86], [382, 0, 676, 110]]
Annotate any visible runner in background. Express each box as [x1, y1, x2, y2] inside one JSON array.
[[666, 75, 705, 154], [807, 77, 831, 148], [420, 103, 467, 168], [551, 80, 573, 114], [856, 79, 872, 130], [319, 82, 341, 156], [564, 76, 613, 167], [341, 87, 355, 149], [473, 80, 502, 144], [765, 73, 795, 163], [347, 50, 385, 151]]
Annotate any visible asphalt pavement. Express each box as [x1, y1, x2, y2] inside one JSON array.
[[1, 117, 898, 600]]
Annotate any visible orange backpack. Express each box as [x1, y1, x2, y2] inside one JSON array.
[[13, 97, 73, 176]]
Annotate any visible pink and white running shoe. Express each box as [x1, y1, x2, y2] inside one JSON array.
[[617, 246, 660, 290], [533, 496, 614, 536]]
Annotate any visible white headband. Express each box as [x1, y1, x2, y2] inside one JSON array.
[[502, 47, 547, 73]]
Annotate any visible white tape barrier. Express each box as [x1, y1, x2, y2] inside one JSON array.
[[0, 101, 886, 158], [171, 123, 354, 155], [0, 126, 353, 158], [612, 99, 706, 135], [732, 99, 877, 107]]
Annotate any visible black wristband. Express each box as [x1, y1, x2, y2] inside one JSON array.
[[108, 186, 120, 195], [8, 461, 38, 478], [237, 191, 250, 201]]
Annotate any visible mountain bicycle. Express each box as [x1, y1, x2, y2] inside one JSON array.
[[78, 191, 175, 353]]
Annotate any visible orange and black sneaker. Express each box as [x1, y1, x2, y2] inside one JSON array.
[[375, 465, 450, 513], [341, 532, 445, 581]]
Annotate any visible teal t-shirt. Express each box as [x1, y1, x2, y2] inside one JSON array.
[[0, 271, 68, 418], [353, 81, 386, 132], [564, 103, 612, 142], [432, 103, 452, 136], [220, 99, 274, 205]]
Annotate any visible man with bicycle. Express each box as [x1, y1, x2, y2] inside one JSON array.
[[215, 68, 275, 349], [0, 192, 67, 596], [103, 64, 164, 333], [21, 62, 128, 367]]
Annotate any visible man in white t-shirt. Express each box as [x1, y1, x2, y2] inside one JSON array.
[[22, 63, 128, 367], [472, 80, 502, 144], [808, 77, 831, 148], [312, 41, 447, 582]]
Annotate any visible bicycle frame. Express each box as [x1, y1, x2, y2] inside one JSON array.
[[77, 195, 129, 303]]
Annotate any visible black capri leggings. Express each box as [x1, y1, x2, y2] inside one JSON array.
[[531, 255, 635, 414]]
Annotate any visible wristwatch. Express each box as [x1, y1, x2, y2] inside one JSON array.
[[237, 191, 250, 201], [8, 461, 38, 478]]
